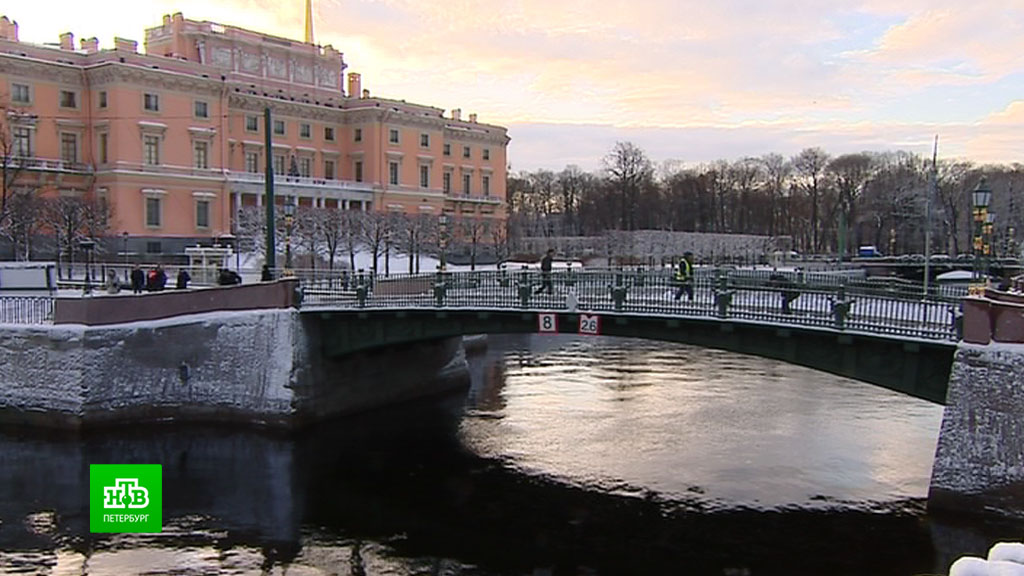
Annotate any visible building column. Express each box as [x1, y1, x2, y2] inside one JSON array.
[[256, 193, 263, 208], [342, 199, 349, 210]]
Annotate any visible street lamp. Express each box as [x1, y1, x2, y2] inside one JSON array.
[[438, 214, 449, 271], [79, 238, 95, 295], [283, 198, 295, 276], [972, 177, 993, 284], [121, 231, 129, 282]]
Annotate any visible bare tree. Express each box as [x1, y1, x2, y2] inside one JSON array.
[[42, 195, 86, 276], [0, 98, 33, 234], [603, 142, 653, 231], [827, 153, 874, 258], [793, 147, 831, 253], [2, 189, 43, 260], [457, 215, 489, 270]]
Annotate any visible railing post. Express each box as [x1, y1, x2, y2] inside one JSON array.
[[951, 303, 964, 340], [433, 271, 447, 307], [610, 271, 628, 312], [518, 276, 533, 308], [355, 275, 368, 308], [832, 286, 852, 330], [714, 274, 733, 318]]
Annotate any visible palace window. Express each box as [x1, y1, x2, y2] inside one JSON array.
[[354, 127, 362, 142], [443, 171, 452, 194], [59, 90, 77, 109], [463, 173, 471, 194], [463, 145, 471, 159], [245, 151, 259, 173], [194, 100, 209, 118], [420, 133, 429, 147], [483, 175, 491, 197], [143, 135, 160, 166], [324, 159, 336, 180], [355, 161, 363, 182], [389, 161, 399, 185], [12, 127, 32, 158], [60, 133, 78, 164], [11, 83, 30, 104], [324, 126, 335, 141], [300, 123, 311, 139], [299, 157, 312, 178], [143, 93, 160, 112], [145, 196, 162, 227], [98, 133, 108, 164], [245, 115, 259, 132], [196, 200, 210, 229], [420, 165, 429, 188], [273, 154, 286, 175], [443, 143, 451, 156], [193, 141, 209, 169], [389, 128, 399, 144], [273, 120, 285, 136], [98, 91, 107, 108], [483, 148, 490, 161]]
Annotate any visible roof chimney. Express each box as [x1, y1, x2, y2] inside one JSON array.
[[451, 108, 461, 121], [0, 17, 9, 41], [361, 88, 370, 99], [469, 113, 477, 123], [80, 37, 99, 54], [163, 14, 171, 26], [347, 72, 361, 98], [114, 37, 138, 52], [59, 31, 74, 51]]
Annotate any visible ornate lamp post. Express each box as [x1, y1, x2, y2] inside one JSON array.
[[972, 177, 992, 284], [283, 198, 296, 277], [438, 214, 449, 271], [121, 231, 129, 281], [79, 238, 95, 295]]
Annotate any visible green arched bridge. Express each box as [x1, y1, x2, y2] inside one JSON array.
[[298, 268, 962, 404]]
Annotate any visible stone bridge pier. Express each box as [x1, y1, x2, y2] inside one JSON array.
[[928, 290, 1024, 519]]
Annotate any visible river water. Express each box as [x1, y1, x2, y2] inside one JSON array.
[[0, 334, 1021, 575]]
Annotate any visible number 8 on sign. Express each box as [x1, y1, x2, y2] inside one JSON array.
[[579, 314, 600, 335], [537, 313, 558, 333]]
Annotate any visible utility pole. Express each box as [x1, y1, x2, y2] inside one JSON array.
[[924, 135, 937, 298], [264, 107, 277, 273]]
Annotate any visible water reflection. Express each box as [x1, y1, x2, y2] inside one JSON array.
[[461, 335, 945, 510], [0, 334, 1020, 575]]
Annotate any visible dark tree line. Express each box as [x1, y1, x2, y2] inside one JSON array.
[[509, 142, 1024, 258]]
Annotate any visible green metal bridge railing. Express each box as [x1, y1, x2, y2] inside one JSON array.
[[297, 267, 964, 342]]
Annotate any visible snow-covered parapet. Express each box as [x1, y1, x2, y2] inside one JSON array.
[[950, 542, 1024, 575]]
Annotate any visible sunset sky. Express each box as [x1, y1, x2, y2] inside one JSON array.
[[8, 0, 1024, 172]]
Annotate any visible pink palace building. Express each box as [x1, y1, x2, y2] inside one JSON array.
[[0, 7, 508, 258]]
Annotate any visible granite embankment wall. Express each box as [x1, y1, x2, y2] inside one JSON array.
[[929, 343, 1024, 519], [0, 309, 468, 429]]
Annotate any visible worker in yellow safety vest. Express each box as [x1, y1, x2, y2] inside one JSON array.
[[673, 251, 695, 302]]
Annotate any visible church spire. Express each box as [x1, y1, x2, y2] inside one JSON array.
[[304, 0, 314, 44]]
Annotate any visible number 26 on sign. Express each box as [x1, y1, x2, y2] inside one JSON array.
[[578, 314, 600, 335]]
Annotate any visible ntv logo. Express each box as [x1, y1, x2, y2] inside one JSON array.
[[102, 478, 149, 509], [90, 464, 162, 533]]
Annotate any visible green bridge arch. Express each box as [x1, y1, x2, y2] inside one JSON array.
[[307, 308, 955, 404]]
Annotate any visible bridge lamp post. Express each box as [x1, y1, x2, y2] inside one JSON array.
[[121, 231, 129, 281], [79, 238, 95, 295], [972, 177, 992, 284], [438, 214, 449, 271], [283, 198, 296, 277]]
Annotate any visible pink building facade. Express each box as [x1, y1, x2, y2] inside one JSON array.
[[0, 12, 508, 258]]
